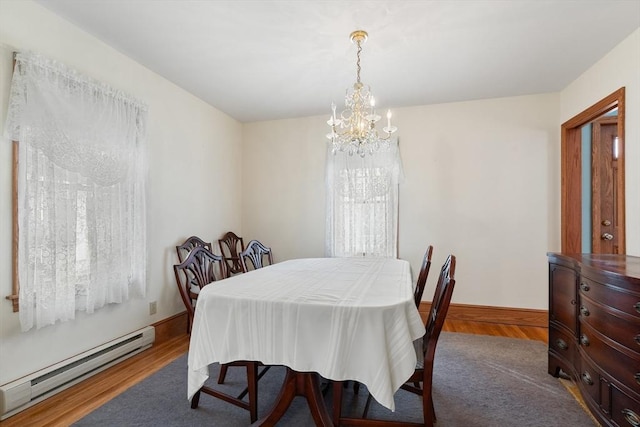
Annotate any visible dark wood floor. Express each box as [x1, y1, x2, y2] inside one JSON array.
[[0, 320, 547, 427]]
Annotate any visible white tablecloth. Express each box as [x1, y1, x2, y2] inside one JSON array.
[[187, 257, 426, 411]]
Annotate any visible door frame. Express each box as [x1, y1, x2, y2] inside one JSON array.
[[561, 87, 625, 254]]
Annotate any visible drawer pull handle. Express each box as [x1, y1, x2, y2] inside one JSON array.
[[635, 373, 640, 386], [580, 306, 590, 317], [635, 334, 640, 346], [555, 339, 568, 350], [622, 408, 640, 427], [581, 372, 594, 386], [580, 283, 590, 292], [580, 334, 590, 346], [635, 302, 640, 314]]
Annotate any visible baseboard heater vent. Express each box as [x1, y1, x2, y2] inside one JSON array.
[[0, 325, 155, 420]]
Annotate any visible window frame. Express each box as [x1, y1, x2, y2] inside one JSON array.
[[7, 140, 19, 312]]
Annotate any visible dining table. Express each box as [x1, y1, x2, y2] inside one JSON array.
[[187, 257, 426, 426]]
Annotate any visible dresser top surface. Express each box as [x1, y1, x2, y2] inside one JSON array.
[[547, 253, 640, 281]]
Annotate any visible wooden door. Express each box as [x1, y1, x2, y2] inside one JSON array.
[[591, 116, 623, 254], [561, 87, 625, 254]]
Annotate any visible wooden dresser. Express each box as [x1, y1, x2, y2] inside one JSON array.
[[548, 253, 640, 426]]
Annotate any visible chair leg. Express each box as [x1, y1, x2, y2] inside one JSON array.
[[362, 393, 374, 419], [320, 379, 331, 396], [217, 364, 229, 384], [422, 388, 435, 427], [238, 365, 271, 400], [190, 389, 201, 409], [332, 381, 344, 426], [431, 396, 437, 422], [425, 370, 436, 426], [246, 362, 258, 423]]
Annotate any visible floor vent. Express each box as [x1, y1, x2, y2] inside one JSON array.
[[0, 326, 155, 420]]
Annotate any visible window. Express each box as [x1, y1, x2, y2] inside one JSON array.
[[326, 141, 403, 258], [5, 52, 148, 331]]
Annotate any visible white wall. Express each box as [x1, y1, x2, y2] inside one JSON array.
[[242, 116, 328, 262], [560, 28, 640, 256], [243, 93, 561, 309], [0, 1, 242, 385]]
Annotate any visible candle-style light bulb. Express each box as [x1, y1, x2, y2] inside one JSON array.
[[370, 97, 376, 108], [331, 102, 337, 121], [386, 110, 392, 128]]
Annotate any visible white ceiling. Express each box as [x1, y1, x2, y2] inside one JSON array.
[[35, 0, 640, 123]]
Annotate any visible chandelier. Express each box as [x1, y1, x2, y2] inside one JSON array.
[[327, 30, 397, 157]]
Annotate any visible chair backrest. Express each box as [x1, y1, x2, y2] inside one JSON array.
[[422, 255, 456, 364], [218, 231, 245, 276], [176, 235, 213, 263], [173, 246, 226, 330], [240, 240, 273, 272], [413, 245, 434, 308]]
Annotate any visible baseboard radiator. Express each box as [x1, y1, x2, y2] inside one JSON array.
[[0, 325, 155, 420]]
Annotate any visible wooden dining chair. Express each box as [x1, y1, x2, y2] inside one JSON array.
[[175, 236, 215, 332], [217, 239, 274, 386], [176, 235, 213, 263], [173, 246, 262, 423], [218, 231, 245, 277], [173, 246, 226, 333], [413, 245, 434, 308], [332, 255, 457, 427], [239, 239, 273, 272]]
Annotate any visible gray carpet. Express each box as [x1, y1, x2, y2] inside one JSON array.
[[74, 333, 595, 426]]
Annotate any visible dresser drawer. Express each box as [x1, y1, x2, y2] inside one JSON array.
[[549, 326, 577, 369], [580, 276, 640, 320], [578, 355, 603, 408], [580, 294, 640, 353], [580, 351, 640, 426], [611, 386, 640, 427], [580, 322, 640, 395]]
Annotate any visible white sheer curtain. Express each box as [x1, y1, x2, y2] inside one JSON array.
[[4, 51, 148, 331], [326, 140, 403, 258]]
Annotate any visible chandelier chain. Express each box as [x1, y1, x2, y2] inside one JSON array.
[[356, 39, 362, 84]]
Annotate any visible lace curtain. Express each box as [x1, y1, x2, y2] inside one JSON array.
[[4, 52, 148, 331], [326, 140, 403, 258]]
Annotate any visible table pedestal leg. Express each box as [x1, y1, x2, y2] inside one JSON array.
[[252, 368, 333, 427]]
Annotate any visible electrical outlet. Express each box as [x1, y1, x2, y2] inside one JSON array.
[[149, 301, 157, 315]]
